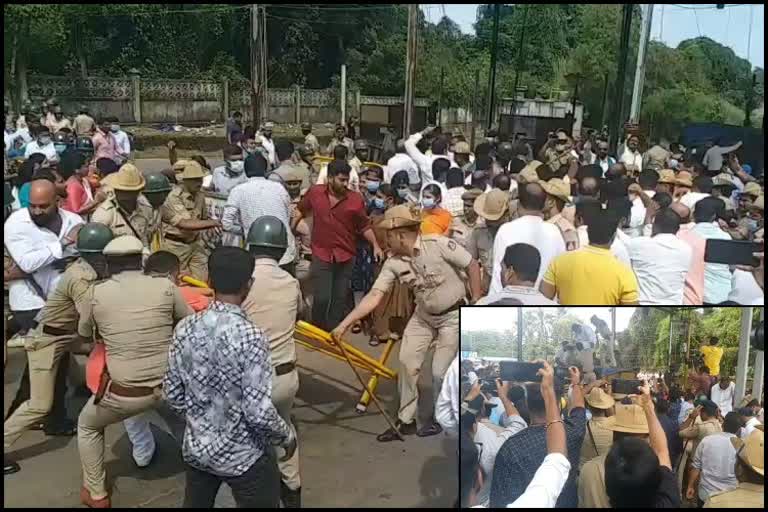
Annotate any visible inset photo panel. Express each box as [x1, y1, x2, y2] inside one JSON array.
[[458, 306, 764, 509]]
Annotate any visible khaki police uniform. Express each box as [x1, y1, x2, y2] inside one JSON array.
[[4, 259, 96, 451], [290, 195, 313, 306], [704, 483, 763, 508], [466, 226, 493, 295], [449, 215, 477, 250], [304, 133, 320, 154], [242, 258, 303, 490], [325, 136, 354, 157], [91, 196, 155, 248], [371, 234, 471, 425], [549, 212, 579, 251], [77, 266, 191, 500], [160, 186, 210, 281]]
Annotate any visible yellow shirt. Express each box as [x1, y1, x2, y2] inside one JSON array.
[[543, 245, 639, 305], [700, 345, 724, 376]]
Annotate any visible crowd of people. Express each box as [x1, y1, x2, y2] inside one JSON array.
[[2, 96, 765, 507], [451, 331, 764, 509]]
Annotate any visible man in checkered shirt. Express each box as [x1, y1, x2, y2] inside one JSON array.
[[164, 246, 296, 508]]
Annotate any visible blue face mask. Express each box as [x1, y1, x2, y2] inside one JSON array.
[[421, 198, 436, 209], [366, 180, 380, 193], [745, 218, 759, 233], [54, 143, 68, 154], [373, 197, 386, 210], [397, 187, 409, 199]]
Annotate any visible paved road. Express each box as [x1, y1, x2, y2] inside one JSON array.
[[4, 332, 456, 508]]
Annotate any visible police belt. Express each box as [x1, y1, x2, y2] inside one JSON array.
[[108, 381, 158, 398], [42, 325, 75, 337], [164, 234, 192, 244], [434, 298, 466, 316], [275, 362, 296, 376]]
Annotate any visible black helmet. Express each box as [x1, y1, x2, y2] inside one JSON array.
[[76, 223, 114, 253], [144, 172, 172, 194], [246, 216, 288, 250], [353, 139, 369, 151], [54, 131, 73, 144], [76, 136, 93, 152]]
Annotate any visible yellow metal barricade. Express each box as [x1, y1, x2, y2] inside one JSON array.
[[181, 278, 397, 410]]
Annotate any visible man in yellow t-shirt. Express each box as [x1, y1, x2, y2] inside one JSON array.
[[540, 210, 639, 305], [699, 337, 724, 377]]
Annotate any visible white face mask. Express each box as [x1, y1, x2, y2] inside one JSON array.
[[110, 124, 120, 132], [227, 160, 245, 173]]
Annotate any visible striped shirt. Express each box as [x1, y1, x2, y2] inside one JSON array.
[[221, 177, 295, 265]]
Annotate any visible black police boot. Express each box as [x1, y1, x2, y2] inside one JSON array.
[[281, 481, 302, 508], [4, 458, 20, 476], [376, 420, 416, 442], [416, 420, 443, 438]]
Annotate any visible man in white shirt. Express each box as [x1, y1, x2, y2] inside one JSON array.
[[23, 127, 59, 163], [686, 412, 740, 505], [627, 208, 692, 305], [436, 356, 460, 436], [679, 175, 713, 213], [738, 407, 761, 439], [702, 138, 742, 173], [109, 117, 131, 163], [619, 134, 643, 174], [626, 170, 658, 238], [4, 179, 84, 303], [490, 183, 565, 294], [594, 140, 617, 177], [257, 121, 276, 167], [710, 376, 735, 416], [404, 126, 456, 183], [383, 139, 419, 185], [477, 243, 557, 305]]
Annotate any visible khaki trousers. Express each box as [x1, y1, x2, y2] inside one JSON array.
[[397, 309, 459, 424], [161, 238, 209, 282], [272, 369, 301, 490], [4, 335, 72, 450], [78, 386, 162, 499]]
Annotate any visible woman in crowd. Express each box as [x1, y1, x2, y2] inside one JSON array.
[[420, 183, 451, 236]]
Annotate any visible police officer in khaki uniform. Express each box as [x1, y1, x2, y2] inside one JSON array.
[[301, 122, 319, 154], [241, 216, 303, 508], [332, 205, 482, 442], [297, 143, 320, 186], [541, 177, 579, 251], [77, 235, 191, 508], [449, 188, 482, 249], [4, 223, 113, 474], [142, 172, 173, 248], [283, 167, 312, 309], [91, 164, 155, 249], [160, 161, 221, 281], [703, 426, 764, 508], [469, 189, 510, 295]]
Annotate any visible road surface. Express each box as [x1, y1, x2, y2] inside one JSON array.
[[4, 331, 456, 508]]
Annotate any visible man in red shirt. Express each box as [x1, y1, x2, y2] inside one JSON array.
[[292, 159, 382, 331]]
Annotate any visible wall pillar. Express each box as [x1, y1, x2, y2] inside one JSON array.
[[128, 68, 141, 124]]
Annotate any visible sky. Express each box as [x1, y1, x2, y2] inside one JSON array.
[[460, 307, 636, 333], [420, 3, 764, 69]]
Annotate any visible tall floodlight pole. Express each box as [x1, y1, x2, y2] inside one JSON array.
[[609, 3, 633, 154]]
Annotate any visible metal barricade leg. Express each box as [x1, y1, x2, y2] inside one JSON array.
[[356, 339, 396, 413]]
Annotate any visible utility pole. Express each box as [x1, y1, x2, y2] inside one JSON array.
[[340, 64, 347, 126], [470, 68, 479, 149], [250, 4, 260, 125], [486, 3, 500, 130], [511, 4, 529, 132], [629, 4, 654, 124], [437, 67, 444, 127], [403, 4, 418, 136], [609, 3, 633, 155]]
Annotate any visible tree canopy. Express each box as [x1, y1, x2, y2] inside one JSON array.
[[4, 4, 763, 137]]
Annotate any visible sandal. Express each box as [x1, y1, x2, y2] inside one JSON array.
[[369, 337, 381, 347], [351, 323, 362, 334]]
